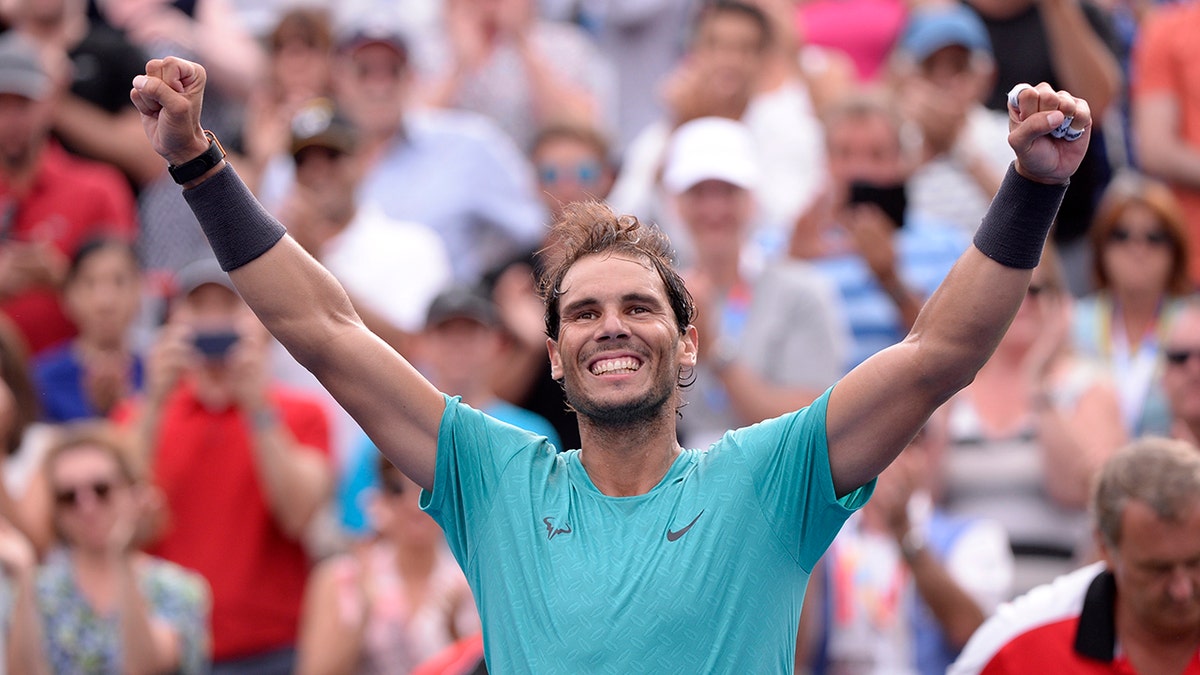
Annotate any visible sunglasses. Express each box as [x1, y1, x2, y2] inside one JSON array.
[[1107, 228, 1172, 247], [1165, 349, 1200, 368], [54, 479, 119, 508], [537, 161, 602, 186]]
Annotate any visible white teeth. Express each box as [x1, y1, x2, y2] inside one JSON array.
[[591, 357, 641, 375]]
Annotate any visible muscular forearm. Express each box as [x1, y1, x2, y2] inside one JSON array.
[[516, 37, 598, 127], [1039, 0, 1122, 118]]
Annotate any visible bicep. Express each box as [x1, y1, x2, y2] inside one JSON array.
[[825, 341, 944, 496]]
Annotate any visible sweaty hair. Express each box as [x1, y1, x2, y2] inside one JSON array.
[[536, 201, 694, 341], [1092, 437, 1200, 549]]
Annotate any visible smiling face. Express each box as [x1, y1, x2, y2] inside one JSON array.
[[547, 253, 697, 427]]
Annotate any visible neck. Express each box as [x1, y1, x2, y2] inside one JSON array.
[[576, 411, 681, 496], [393, 538, 436, 578], [75, 334, 127, 355], [1117, 603, 1200, 672], [1112, 289, 1162, 339]]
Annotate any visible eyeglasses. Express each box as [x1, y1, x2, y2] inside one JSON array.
[[1107, 228, 1172, 247], [1165, 349, 1200, 368], [54, 479, 119, 508], [537, 161, 602, 186]]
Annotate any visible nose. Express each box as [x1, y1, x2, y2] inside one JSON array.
[[1167, 568, 1197, 603], [596, 310, 630, 340]]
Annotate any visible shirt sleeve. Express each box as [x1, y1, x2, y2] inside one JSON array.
[[725, 387, 874, 571]]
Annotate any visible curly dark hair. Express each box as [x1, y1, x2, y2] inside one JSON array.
[[536, 201, 694, 342]]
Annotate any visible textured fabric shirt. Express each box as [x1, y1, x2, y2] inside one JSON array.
[[423, 388, 872, 673]]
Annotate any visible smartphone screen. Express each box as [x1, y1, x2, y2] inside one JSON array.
[[849, 181, 908, 228], [193, 330, 239, 359]]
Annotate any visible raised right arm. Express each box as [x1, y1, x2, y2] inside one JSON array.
[[130, 57, 443, 489]]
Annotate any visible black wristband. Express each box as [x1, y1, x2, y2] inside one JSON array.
[[972, 163, 1068, 269], [181, 163, 287, 271]]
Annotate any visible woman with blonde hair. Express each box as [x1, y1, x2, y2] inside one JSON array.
[[1072, 171, 1195, 437], [0, 422, 210, 674]]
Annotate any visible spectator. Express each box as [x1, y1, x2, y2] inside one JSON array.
[[240, 7, 337, 193], [339, 283, 562, 536], [317, 23, 546, 284], [1163, 298, 1200, 447], [608, 0, 827, 262], [940, 248, 1126, 596], [663, 116, 847, 448], [799, 415, 1013, 675], [528, 122, 617, 222], [538, 0, 693, 154], [1130, 1, 1200, 286], [949, 436, 1200, 674], [789, 91, 967, 369], [422, 0, 617, 151], [0, 316, 55, 555], [33, 238, 145, 423], [5, 0, 162, 189], [0, 31, 137, 355], [964, 0, 1124, 291], [1071, 172, 1194, 438], [296, 458, 479, 675], [1, 422, 210, 674], [117, 259, 333, 674], [891, 3, 1015, 237]]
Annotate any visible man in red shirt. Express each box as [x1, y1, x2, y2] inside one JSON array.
[[950, 437, 1200, 674], [120, 258, 333, 674], [0, 31, 136, 354]]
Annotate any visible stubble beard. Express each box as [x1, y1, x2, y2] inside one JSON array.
[[563, 371, 675, 430]]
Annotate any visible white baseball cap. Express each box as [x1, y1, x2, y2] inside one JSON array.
[[662, 117, 760, 195]]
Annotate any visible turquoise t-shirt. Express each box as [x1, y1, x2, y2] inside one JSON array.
[[422, 388, 872, 673]]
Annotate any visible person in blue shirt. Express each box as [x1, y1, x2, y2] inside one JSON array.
[[132, 54, 1093, 673]]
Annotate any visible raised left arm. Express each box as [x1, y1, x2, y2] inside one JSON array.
[[824, 83, 1091, 496]]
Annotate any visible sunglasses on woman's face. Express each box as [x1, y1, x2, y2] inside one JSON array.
[[54, 479, 119, 508], [1165, 348, 1200, 368], [537, 161, 602, 186], [1107, 228, 1171, 247]]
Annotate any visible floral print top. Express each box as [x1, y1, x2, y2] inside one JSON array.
[[35, 547, 211, 674]]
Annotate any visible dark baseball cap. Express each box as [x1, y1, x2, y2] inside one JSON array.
[[425, 285, 498, 328], [290, 97, 357, 157], [0, 32, 51, 100]]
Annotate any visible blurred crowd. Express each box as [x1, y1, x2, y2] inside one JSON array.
[[0, 0, 1196, 672]]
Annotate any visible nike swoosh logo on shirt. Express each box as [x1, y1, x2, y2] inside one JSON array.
[[666, 510, 704, 542]]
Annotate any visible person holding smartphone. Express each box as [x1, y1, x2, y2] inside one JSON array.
[[789, 91, 969, 370], [113, 258, 333, 674]]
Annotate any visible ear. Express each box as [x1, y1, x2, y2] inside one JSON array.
[[548, 337, 563, 380], [680, 325, 698, 368], [1094, 529, 1115, 569]]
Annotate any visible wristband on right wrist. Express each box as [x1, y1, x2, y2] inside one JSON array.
[[972, 163, 1068, 269]]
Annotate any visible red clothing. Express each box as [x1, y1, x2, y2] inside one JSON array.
[[0, 143, 136, 353], [1131, 3, 1200, 285], [119, 382, 330, 661], [950, 562, 1200, 674]]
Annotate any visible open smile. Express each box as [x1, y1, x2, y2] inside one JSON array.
[[588, 354, 644, 376]]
